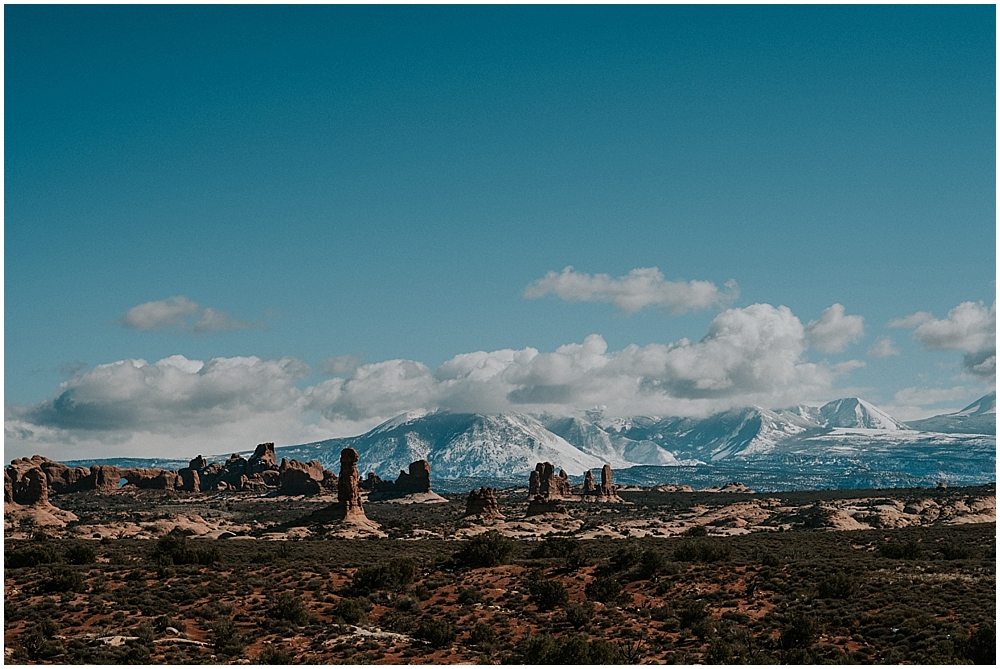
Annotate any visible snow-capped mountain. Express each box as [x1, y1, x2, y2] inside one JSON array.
[[277, 411, 605, 479], [906, 393, 996, 435], [818, 398, 908, 430], [540, 415, 689, 468], [270, 395, 996, 483]]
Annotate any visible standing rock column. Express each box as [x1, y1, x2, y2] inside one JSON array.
[[334, 448, 367, 521]]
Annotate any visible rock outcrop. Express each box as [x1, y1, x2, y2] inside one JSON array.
[[248, 442, 278, 472], [581, 464, 622, 501], [465, 487, 504, 519], [526, 494, 569, 517], [363, 459, 437, 501], [279, 467, 321, 496], [528, 462, 573, 500], [4, 457, 79, 530], [329, 448, 368, 522]]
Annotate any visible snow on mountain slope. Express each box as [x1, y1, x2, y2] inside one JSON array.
[[819, 398, 908, 431], [542, 414, 694, 468], [278, 412, 604, 479], [905, 393, 996, 435]]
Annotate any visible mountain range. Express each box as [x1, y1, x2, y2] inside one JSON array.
[[274, 394, 995, 482]]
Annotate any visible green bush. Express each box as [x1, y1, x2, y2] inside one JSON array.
[[879, 540, 921, 560], [959, 621, 995, 665], [351, 557, 416, 594], [63, 543, 96, 565], [527, 576, 569, 611], [518, 633, 623, 664], [585, 576, 624, 604], [333, 598, 367, 625], [818, 573, 859, 599], [470, 622, 497, 647], [257, 643, 294, 664], [415, 618, 456, 648], [211, 618, 244, 658], [453, 531, 516, 568], [150, 535, 222, 566], [780, 613, 818, 650], [40, 566, 85, 593], [266, 592, 310, 626], [6, 544, 63, 568]]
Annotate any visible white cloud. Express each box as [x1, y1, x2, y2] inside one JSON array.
[[889, 300, 996, 378], [893, 385, 973, 407], [805, 303, 865, 353], [118, 296, 199, 331], [118, 297, 265, 334], [523, 266, 739, 315], [318, 355, 361, 376], [193, 307, 265, 333], [868, 336, 901, 358], [887, 312, 933, 329], [9, 303, 871, 460]]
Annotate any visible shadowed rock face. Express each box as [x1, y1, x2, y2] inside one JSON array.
[[279, 468, 321, 496], [580, 464, 622, 501], [583, 470, 596, 494], [465, 487, 504, 519], [526, 494, 569, 517], [249, 443, 278, 472], [529, 462, 573, 500], [326, 448, 368, 521], [363, 460, 434, 500]]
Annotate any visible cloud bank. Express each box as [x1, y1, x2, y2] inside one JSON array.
[[8, 302, 868, 459], [890, 300, 996, 379], [524, 266, 739, 315], [805, 303, 865, 353], [118, 296, 266, 334]]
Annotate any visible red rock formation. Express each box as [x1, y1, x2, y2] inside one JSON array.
[[279, 458, 324, 482], [328, 448, 368, 522], [279, 467, 321, 496], [582, 470, 596, 494], [178, 467, 201, 493], [528, 462, 573, 500], [90, 465, 125, 493], [526, 494, 569, 517], [121, 469, 180, 490], [4, 469, 14, 505], [364, 460, 434, 500], [248, 442, 278, 472], [465, 487, 504, 519], [189, 455, 208, 470], [320, 469, 338, 491]]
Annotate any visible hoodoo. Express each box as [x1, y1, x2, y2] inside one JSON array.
[[465, 487, 504, 519]]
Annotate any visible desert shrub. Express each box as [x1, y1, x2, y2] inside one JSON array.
[[469, 622, 497, 647], [456, 587, 483, 605], [453, 531, 515, 568], [351, 557, 416, 594], [632, 549, 667, 580], [332, 598, 367, 625], [63, 544, 96, 565], [566, 601, 594, 629], [879, 540, 921, 560], [266, 592, 310, 626], [609, 545, 641, 572], [518, 633, 623, 664], [684, 525, 709, 537], [150, 535, 221, 566], [673, 541, 732, 563], [211, 618, 244, 658], [415, 618, 456, 648], [780, 613, 818, 650], [939, 542, 973, 560], [678, 599, 709, 629], [958, 621, 996, 665], [6, 544, 63, 568], [257, 643, 294, 664], [818, 573, 859, 599], [40, 566, 85, 594], [707, 639, 734, 663], [526, 576, 569, 611], [531, 536, 588, 570], [585, 576, 624, 605]]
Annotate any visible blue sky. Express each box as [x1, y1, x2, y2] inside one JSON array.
[[4, 5, 995, 460]]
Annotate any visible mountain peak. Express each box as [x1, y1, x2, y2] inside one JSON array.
[[957, 392, 996, 416], [819, 398, 906, 431]]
